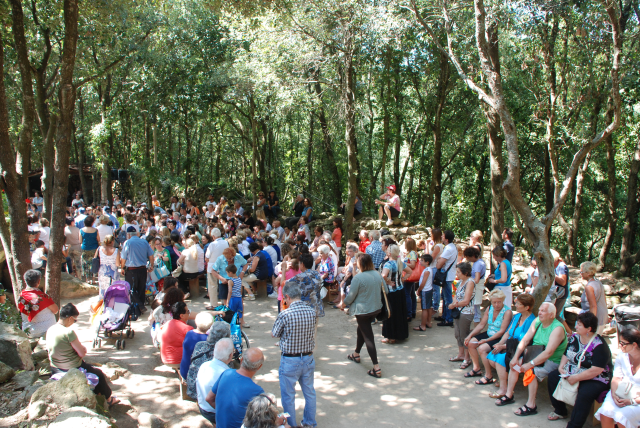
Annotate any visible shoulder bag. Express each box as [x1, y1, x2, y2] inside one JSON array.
[[553, 333, 597, 406], [433, 258, 455, 288], [91, 249, 101, 274], [504, 314, 523, 369], [376, 276, 391, 322], [522, 321, 546, 363]]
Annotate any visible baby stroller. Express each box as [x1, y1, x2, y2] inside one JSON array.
[[92, 280, 135, 350], [213, 305, 250, 365]]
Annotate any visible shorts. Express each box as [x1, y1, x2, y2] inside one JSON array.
[[218, 282, 229, 300], [421, 290, 433, 310], [228, 296, 243, 318], [473, 332, 500, 349], [533, 359, 559, 382], [389, 207, 400, 218]]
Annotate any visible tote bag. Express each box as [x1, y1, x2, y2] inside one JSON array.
[[376, 277, 391, 322], [553, 334, 597, 406]]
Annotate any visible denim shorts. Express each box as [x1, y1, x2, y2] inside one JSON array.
[[421, 290, 433, 310]]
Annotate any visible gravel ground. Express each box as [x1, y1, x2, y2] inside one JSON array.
[[65, 291, 588, 428]]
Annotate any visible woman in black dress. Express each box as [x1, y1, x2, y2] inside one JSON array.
[[381, 244, 412, 343]]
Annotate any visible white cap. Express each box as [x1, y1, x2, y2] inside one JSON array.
[[186, 214, 192, 219]]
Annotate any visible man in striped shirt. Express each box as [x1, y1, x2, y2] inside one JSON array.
[[272, 282, 317, 428]]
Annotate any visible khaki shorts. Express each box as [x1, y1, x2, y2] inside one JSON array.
[[533, 359, 559, 382]]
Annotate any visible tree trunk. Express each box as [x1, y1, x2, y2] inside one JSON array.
[[619, 136, 640, 276], [77, 88, 90, 203], [599, 108, 617, 269], [342, 38, 359, 243], [307, 113, 314, 192], [45, 0, 79, 306], [432, 49, 450, 227], [314, 79, 342, 209]]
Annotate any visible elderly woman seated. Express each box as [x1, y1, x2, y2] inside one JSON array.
[[546, 311, 612, 425], [463, 288, 512, 382], [18, 270, 59, 338], [180, 312, 214, 379], [46, 303, 118, 405], [496, 302, 568, 416], [595, 325, 640, 428], [186, 321, 232, 400], [243, 394, 291, 428], [486, 293, 535, 398], [159, 302, 193, 369]]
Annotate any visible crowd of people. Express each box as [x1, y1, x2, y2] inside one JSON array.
[[14, 188, 640, 428]]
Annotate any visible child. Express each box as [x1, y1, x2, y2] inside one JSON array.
[[225, 265, 248, 328], [31, 240, 47, 271], [414, 254, 434, 331]]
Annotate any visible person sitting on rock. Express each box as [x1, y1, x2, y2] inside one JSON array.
[[46, 303, 118, 405], [375, 185, 401, 226], [18, 269, 58, 338]]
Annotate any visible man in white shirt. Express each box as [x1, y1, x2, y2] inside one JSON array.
[[204, 228, 229, 309], [205, 194, 217, 209], [435, 230, 457, 327], [234, 201, 244, 219], [196, 338, 234, 425], [272, 220, 285, 242]]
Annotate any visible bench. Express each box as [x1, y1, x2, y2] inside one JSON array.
[[166, 364, 195, 402], [255, 279, 269, 298]]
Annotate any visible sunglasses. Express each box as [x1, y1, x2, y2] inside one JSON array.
[[620, 341, 632, 347]]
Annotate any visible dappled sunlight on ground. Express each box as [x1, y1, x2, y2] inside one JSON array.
[[62, 294, 564, 427]]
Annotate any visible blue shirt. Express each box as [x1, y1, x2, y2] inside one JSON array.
[[211, 370, 264, 428], [555, 262, 569, 293], [212, 255, 247, 280], [105, 213, 119, 229], [366, 240, 386, 269], [74, 214, 87, 229], [179, 330, 208, 378], [494, 259, 512, 286], [121, 236, 153, 267]]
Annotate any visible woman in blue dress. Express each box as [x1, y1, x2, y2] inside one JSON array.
[[486, 293, 536, 399], [486, 247, 513, 307]]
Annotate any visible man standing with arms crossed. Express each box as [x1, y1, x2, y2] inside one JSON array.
[[120, 226, 154, 313], [272, 282, 317, 428]]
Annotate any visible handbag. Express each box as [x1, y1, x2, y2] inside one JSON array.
[[553, 333, 597, 406], [433, 259, 455, 288], [616, 378, 640, 401], [376, 277, 392, 322], [451, 308, 461, 319], [150, 259, 170, 283], [522, 322, 546, 363], [91, 252, 101, 274], [171, 265, 183, 278]]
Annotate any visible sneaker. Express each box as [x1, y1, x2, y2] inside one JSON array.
[[268, 292, 278, 299], [386, 219, 393, 226], [434, 316, 444, 322], [247, 294, 256, 301], [184, 292, 191, 300]]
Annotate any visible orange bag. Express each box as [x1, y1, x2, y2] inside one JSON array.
[[523, 368, 536, 386]]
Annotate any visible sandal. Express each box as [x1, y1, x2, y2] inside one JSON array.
[[448, 356, 464, 362], [413, 326, 427, 332], [514, 404, 538, 416], [347, 354, 361, 363], [495, 395, 515, 406], [548, 411, 567, 421], [464, 369, 482, 378], [475, 376, 496, 385], [459, 360, 471, 369], [381, 338, 396, 344], [489, 392, 504, 399], [107, 396, 120, 406], [367, 368, 381, 378], [205, 306, 215, 311]]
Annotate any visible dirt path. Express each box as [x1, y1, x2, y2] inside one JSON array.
[[67, 293, 580, 428]]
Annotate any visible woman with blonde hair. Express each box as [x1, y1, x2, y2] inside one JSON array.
[[95, 235, 120, 297], [580, 261, 608, 333], [96, 215, 114, 243], [381, 244, 412, 344], [177, 238, 199, 297]]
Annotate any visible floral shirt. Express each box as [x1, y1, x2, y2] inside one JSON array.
[[18, 289, 55, 322], [318, 257, 335, 283], [287, 270, 324, 317], [564, 333, 612, 384]]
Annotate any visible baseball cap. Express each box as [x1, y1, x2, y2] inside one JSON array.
[[387, 185, 396, 192], [126, 226, 137, 233], [78, 207, 86, 213], [186, 214, 192, 219]]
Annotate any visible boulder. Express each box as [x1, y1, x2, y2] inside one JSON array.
[[48, 406, 112, 428], [400, 220, 410, 227], [12, 370, 39, 390], [0, 322, 35, 370], [392, 218, 402, 226], [101, 362, 128, 381], [60, 272, 99, 298], [606, 295, 621, 309], [622, 290, 640, 304], [613, 283, 632, 295], [138, 412, 166, 428], [23, 379, 46, 401], [564, 306, 581, 324], [29, 368, 97, 414], [31, 349, 49, 363], [511, 271, 528, 286], [0, 360, 15, 383]]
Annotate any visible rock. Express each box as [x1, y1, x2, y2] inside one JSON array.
[[23, 379, 45, 401], [623, 290, 640, 304], [613, 283, 632, 295], [564, 306, 581, 324], [60, 272, 98, 298], [28, 399, 48, 420], [138, 412, 166, 428], [570, 295, 582, 307], [101, 362, 128, 381], [400, 220, 410, 227], [392, 218, 402, 226], [0, 360, 15, 383], [606, 295, 621, 309], [511, 271, 528, 286], [0, 322, 35, 370], [29, 368, 96, 411], [12, 370, 39, 390], [48, 406, 112, 428], [31, 349, 49, 363]]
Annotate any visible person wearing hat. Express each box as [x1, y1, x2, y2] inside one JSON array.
[[375, 185, 401, 226], [120, 226, 154, 311], [103, 206, 120, 230], [74, 207, 88, 229]]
